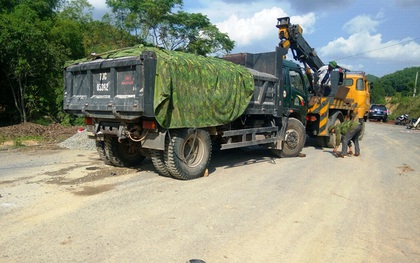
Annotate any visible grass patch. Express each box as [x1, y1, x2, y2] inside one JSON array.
[[4, 135, 45, 148]]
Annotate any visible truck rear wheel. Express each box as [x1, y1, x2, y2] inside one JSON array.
[[104, 135, 145, 167], [280, 118, 306, 158], [321, 112, 343, 148], [166, 129, 212, 180], [150, 149, 171, 177], [325, 118, 342, 148], [95, 140, 111, 165]]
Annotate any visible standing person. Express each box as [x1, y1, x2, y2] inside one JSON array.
[[328, 120, 362, 158], [316, 61, 337, 97], [309, 61, 337, 107]]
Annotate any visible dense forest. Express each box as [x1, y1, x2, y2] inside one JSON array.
[[369, 67, 420, 118], [369, 67, 420, 103], [0, 0, 234, 125], [0, 0, 419, 126]]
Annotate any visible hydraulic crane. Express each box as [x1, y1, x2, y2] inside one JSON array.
[[276, 16, 371, 147], [276, 17, 325, 93]]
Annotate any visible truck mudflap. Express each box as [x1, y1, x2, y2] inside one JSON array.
[[140, 131, 166, 151]]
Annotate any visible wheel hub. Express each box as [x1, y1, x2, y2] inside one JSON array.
[[285, 129, 299, 149]]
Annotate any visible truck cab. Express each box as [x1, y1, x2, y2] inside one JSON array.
[[342, 72, 371, 121], [282, 60, 308, 123], [223, 51, 308, 125]]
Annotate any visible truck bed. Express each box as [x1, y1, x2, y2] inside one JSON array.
[[63, 47, 257, 128]]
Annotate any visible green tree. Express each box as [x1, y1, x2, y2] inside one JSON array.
[[83, 20, 141, 55], [105, 0, 234, 55], [162, 11, 234, 55], [0, 4, 64, 123], [106, 0, 182, 35], [59, 0, 93, 24], [370, 82, 386, 104]]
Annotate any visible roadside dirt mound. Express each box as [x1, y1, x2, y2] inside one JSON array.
[[0, 123, 78, 143]]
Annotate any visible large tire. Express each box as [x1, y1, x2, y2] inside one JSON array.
[[104, 135, 145, 167], [166, 129, 212, 180], [316, 136, 328, 148], [324, 117, 342, 148], [95, 140, 112, 165], [150, 149, 171, 177], [271, 118, 305, 158]]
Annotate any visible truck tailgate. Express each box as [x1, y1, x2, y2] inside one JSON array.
[[63, 56, 155, 120]]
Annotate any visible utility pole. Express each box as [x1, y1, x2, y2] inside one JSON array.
[[414, 71, 418, 97]]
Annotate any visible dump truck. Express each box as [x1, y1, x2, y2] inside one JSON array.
[[276, 17, 371, 147], [63, 40, 308, 179]]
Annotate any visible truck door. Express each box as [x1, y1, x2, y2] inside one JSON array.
[[284, 67, 308, 122], [343, 75, 370, 120]]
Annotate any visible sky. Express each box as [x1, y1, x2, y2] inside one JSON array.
[[87, 0, 420, 77]]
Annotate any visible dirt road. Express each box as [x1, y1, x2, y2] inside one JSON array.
[[1, 122, 419, 262]]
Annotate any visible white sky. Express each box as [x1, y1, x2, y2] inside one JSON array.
[[87, 0, 420, 77]]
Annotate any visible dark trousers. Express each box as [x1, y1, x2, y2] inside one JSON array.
[[340, 124, 362, 155]]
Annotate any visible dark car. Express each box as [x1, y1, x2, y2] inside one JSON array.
[[369, 104, 388, 122]]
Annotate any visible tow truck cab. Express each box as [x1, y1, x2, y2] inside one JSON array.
[[343, 72, 371, 121]]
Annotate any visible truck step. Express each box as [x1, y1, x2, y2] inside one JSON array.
[[220, 126, 278, 150]]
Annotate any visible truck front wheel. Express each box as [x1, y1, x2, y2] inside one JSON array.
[[166, 129, 212, 180], [272, 118, 305, 158], [104, 136, 145, 167]]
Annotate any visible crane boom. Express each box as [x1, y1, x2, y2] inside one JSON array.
[[276, 17, 324, 72]]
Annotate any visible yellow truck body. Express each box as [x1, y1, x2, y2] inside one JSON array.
[[306, 71, 370, 147], [343, 71, 371, 121]]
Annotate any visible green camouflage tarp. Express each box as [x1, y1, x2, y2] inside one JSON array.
[[66, 46, 255, 129]]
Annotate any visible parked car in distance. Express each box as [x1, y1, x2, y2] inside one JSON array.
[[369, 104, 388, 122]]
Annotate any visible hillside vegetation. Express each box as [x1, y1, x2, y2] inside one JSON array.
[[370, 67, 420, 120], [0, 0, 234, 126]]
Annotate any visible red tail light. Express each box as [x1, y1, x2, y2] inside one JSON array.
[[306, 115, 317, 122], [142, 120, 157, 130], [85, 117, 94, 125]]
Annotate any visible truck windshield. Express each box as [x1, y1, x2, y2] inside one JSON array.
[[343, 79, 353, 86], [289, 70, 304, 92], [343, 78, 365, 91], [356, 78, 364, 91]]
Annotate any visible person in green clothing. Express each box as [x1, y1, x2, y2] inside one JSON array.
[[328, 120, 362, 158]]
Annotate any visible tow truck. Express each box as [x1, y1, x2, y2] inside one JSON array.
[[276, 17, 371, 147]]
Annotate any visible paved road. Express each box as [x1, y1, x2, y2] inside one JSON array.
[[0, 122, 419, 262]]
